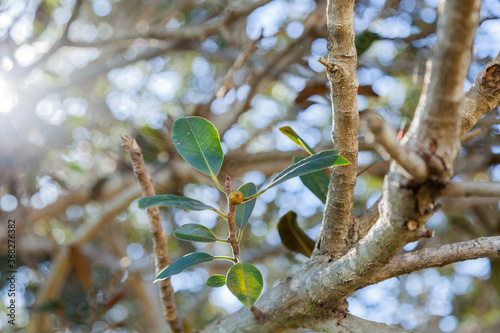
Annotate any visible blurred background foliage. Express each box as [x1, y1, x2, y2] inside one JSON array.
[[0, 0, 499, 332]]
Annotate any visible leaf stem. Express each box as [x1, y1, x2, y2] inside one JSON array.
[[215, 238, 230, 243], [211, 208, 229, 219], [212, 175, 225, 192], [242, 190, 264, 203]]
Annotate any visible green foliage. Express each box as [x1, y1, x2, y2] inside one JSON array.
[[278, 126, 316, 155], [173, 224, 218, 243], [235, 182, 257, 229], [277, 211, 315, 257], [140, 118, 350, 309], [248, 150, 348, 201], [154, 252, 214, 282], [206, 275, 226, 287], [293, 156, 329, 204], [138, 194, 221, 213], [171, 117, 224, 184], [226, 263, 263, 308]]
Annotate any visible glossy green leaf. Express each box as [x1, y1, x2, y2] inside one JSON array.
[[173, 224, 217, 243], [277, 211, 315, 257], [206, 274, 226, 287], [279, 126, 315, 155], [154, 252, 214, 282], [172, 117, 223, 177], [245, 150, 348, 201], [138, 194, 215, 211], [235, 182, 257, 229], [226, 262, 263, 307], [293, 156, 329, 204]]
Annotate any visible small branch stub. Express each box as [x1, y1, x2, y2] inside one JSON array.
[[318, 57, 338, 73], [250, 306, 265, 322]]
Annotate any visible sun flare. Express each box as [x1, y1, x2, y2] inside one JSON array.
[[0, 78, 18, 114]]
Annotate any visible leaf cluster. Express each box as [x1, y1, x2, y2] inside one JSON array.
[[138, 117, 349, 308]]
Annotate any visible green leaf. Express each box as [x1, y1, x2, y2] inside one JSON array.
[[172, 117, 224, 178], [138, 195, 215, 211], [154, 252, 214, 282], [279, 126, 315, 155], [226, 262, 263, 307], [293, 156, 329, 204], [235, 182, 257, 229], [206, 274, 226, 287], [277, 211, 315, 257], [245, 150, 348, 201], [174, 224, 217, 243]]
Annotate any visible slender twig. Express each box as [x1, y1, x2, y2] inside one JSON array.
[[121, 135, 184, 333], [460, 128, 482, 143], [225, 176, 240, 261], [12, 0, 83, 77], [216, 36, 262, 99], [441, 181, 500, 198], [365, 115, 427, 182]]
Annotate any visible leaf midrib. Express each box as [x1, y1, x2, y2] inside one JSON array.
[[187, 119, 214, 177], [241, 264, 250, 301]]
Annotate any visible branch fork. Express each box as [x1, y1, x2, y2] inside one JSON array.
[[364, 115, 428, 182]]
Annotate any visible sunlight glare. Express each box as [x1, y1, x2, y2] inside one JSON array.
[[0, 78, 18, 114]]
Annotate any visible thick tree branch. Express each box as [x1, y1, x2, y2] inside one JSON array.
[[307, 0, 482, 312], [121, 136, 184, 333], [441, 181, 500, 198], [316, 0, 359, 256], [404, 0, 481, 179], [367, 237, 500, 285]]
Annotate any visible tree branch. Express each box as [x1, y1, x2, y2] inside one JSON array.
[[365, 115, 427, 182], [367, 237, 500, 286], [198, 2, 484, 332], [441, 181, 500, 198], [12, 0, 83, 77], [460, 52, 500, 136], [121, 135, 184, 333], [403, 0, 481, 180], [315, 0, 359, 256], [68, 0, 272, 48], [303, 313, 414, 333]]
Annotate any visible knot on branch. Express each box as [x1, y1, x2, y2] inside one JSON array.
[[482, 65, 500, 93]]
